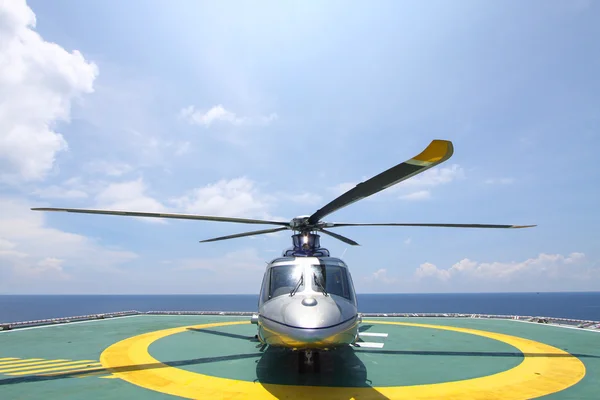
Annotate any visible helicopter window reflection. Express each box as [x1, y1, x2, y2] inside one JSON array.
[[311, 265, 352, 301], [269, 265, 304, 298]]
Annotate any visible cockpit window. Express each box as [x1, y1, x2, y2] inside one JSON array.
[[310, 264, 353, 301], [269, 265, 304, 299]]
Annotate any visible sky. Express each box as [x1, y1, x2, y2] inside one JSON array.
[[0, 0, 599, 294]]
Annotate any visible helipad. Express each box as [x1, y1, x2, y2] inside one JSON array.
[[1, 314, 599, 399]]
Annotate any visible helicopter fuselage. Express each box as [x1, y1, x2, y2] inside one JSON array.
[[254, 255, 360, 350]]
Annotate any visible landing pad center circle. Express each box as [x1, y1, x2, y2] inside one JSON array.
[[100, 320, 586, 399]]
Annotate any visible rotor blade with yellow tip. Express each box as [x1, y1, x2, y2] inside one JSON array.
[[308, 140, 454, 224]]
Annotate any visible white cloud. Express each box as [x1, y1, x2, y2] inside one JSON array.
[[174, 141, 191, 156], [415, 262, 451, 281], [400, 190, 431, 201], [0, 0, 98, 183], [32, 185, 88, 199], [95, 178, 167, 213], [365, 268, 398, 285], [404, 237, 412, 245], [31, 176, 285, 225], [21, 257, 70, 280], [172, 248, 265, 272], [329, 182, 357, 196], [30, 176, 96, 201], [277, 191, 323, 206], [179, 105, 277, 127], [0, 238, 17, 251], [397, 164, 464, 200], [84, 160, 133, 177], [484, 178, 515, 185], [170, 177, 279, 219], [402, 164, 465, 188], [113, 247, 271, 294], [0, 197, 138, 291], [329, 164, 464, 202], [414, 252, 594, 283]]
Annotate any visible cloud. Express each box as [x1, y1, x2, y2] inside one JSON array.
[[415, 262, 451, 281], [179, 105, 277, 127], [397, 164, 464, 200], [171, 248, 265, 272], [276, 191, 323, 206], [84, 160, 133, 177], [31, 176, 286, 224], [484, 178, 515, 185], [0, 0, 98, 183], [174, 141, 191, 156], [359, 252, 598, 293], [124, 129, 192, 161], [329, 182, 357, 197], [400, 190, 431, 201], [95, 178, 168, 220], [365, 268, 398, 285], [32, 185, 89, 200], [111, 247, 271, 294], [414, 252, 596, 283], [169, 177, 280, 219], [329, 164, 464, 202], [23, 257, 70, 280], [0, 197, 138, 292], [402, 164, 465, 188], [30, 176, 97, 202]]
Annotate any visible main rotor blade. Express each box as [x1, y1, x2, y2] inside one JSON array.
[[308, 140, 454, 225], [327, 223, 537, 229], [200, 227, 289, 243], [318, 229, 360, 246], [31, 208, 290, 226]]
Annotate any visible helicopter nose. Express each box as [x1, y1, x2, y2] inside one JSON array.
[[258, 294, 358, 348], [282, 294, 343, 329]]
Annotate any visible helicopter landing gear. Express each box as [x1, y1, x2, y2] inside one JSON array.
[[298, 349, 320, 373]]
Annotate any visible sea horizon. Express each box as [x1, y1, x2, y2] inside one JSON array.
[[2, 290, 599, 295], [2, 292, 600, 324]]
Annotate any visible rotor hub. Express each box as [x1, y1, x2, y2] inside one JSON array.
[[289, 216, 312, 231]]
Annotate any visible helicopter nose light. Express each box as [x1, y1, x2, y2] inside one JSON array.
[[301, 297, 317, 307]]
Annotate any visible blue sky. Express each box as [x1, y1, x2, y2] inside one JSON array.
[[1, 0, 599, 294]]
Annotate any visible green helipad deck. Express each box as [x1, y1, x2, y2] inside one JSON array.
[[1, 313, 599, 399]]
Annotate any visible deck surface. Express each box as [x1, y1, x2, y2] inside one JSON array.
[[0, 315, 599, 399]]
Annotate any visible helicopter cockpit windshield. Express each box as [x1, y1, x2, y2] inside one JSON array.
[[269, 264, 304, 298], [310, 264, 353, 301]]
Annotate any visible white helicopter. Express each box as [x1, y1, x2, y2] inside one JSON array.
[[32, 139, 535, 372]]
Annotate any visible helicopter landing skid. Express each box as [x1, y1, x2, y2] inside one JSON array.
[[298, 349, 320, 373]]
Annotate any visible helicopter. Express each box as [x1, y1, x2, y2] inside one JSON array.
[[32, 139, 535, 373]]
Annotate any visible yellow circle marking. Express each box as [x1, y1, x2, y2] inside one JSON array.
[[100, 320, 586, 399]]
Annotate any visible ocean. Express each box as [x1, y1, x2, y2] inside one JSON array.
[[1, 292, 599, 324]]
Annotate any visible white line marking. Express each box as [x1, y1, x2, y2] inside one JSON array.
[[354, 342, 385, 348], [359, 332, 388, 337]]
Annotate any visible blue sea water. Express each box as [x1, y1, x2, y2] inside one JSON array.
[[1, 293, 599, 324]]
